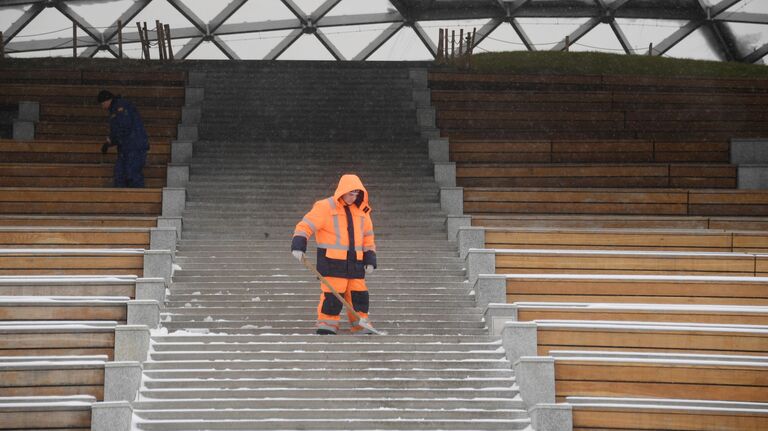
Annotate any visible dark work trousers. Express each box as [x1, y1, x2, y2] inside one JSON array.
[[114, 150, 147, 188]]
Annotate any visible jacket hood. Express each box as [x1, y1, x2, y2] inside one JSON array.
[[333, 174, 370, 209]]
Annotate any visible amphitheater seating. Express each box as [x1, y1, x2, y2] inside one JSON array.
[[456, 163, 736, 188], [547, 351, 768, 403], [0, 226, 155, 249], [0, 321, 120, 359], [0, 187, 163, 215], [0, 249, 145, 276], [0, 215, 158, 228], [567, 397, 768, 431], [513, 302, 768, 326], [0, 395, 96, 430], [479, 227, 768, 253], [489, 248, 764, 276], [501, 274, 768, 306], [463, 187, 768, 216], [470, 214, 768, 231], [0, 163, 166, 188], [0, 356, 108, 399], [0, 297, 131, 323], [0, 276, 145, 299], [0, 68, 186, 86], [521, 320, 768, 357], [0, 83, 185, 108], [0, 139, 171, 164]]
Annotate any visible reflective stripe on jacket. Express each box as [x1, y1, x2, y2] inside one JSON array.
[[292, 174, 376, 279]]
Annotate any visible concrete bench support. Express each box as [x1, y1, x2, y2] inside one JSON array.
[[177, 125, 198, 142], [466, 248, 495, 285], [104, 361, 142, 402], [475, 275, 507, 310], [171, 141, 193, 164], [440, 187, 463, 216], [458, 227, 486, 259], [127, 300, 160, 328], [738, 165, 768, 189], [91, 401, 133, 431], [150, 227, 178, 256], [162, 188, 186, 217], [434, 162, 456, 188], [13, 120, 34, 140], [166, 164, 189, 188], [501, 322, 538, 363], [484, 303, 519, 335], [135, 277, 166, 306], [144, 249, 173, 284], [514, 357, 556, 411], [185, 87, 205, 106], [157, 216, 183, 239], [429, 138, 450, 163], [446, 215, 471, 242], [181, 106, 202, 125], [531, 404, 573, 431], [18, 101, 40, 122], [114, 325, 151, 362]]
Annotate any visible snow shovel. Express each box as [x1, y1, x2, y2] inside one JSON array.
[[300, 255, 387, 336]]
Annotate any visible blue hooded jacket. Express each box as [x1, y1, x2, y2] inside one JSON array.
[[109, 97, 149, 152]]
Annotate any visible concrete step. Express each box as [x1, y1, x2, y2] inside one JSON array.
[[132, 398, 522, 411], [133, 417, 529, 430]]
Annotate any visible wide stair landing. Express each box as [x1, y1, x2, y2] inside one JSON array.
[[132, 63, 529, 430]]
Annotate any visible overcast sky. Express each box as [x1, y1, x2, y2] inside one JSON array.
[[1, 0, 766, 64]]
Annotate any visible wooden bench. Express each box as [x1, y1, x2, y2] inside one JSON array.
[[449, 139, 730, 164], [0, 356, 107, 399], [499, 274, 768, 306], [0, 297, 132, 323], [0, 395, 96, 430], [40, 104, 181, 124], [472, 227, 768, 253], [548, 351, 768, 403], [0, 321, 119, 359], [463, 187, 768, 216], [0, 68, 186, 86], [511, 302, 768, 326], [35, 121, 177, 141], [0, 227, 155, 248], [0, 187, 163, 216], [469, 214, 768, 231], [0, 249, 145, 276], [0, 139, 171, 164], [511, 320, 768, 357], [0, 163, 166, 188], [482, 248, 765, 276], [0, 84, 185, 107], [567, 397, 768, 431], [456, 163, 736, 188], [0, 215, 159, 228]]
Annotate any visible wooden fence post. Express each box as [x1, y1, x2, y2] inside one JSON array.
[[164, 24, 174, 60], [649, 42, 653, 56], [0, 31, 4, 59], [142, 22, 150, 60], [73, 22, 77, 58], [117, 20, 123, 58], [136, 22, 146, 59], [156, 20, 166, 60], [564, 35, 570, 52]]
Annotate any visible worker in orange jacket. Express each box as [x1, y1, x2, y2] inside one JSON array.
[[291, 174, 377, 335]]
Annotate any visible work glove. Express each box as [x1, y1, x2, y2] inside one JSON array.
[[292, 250, 304, 262], [365, 265, 374, 274], [101, 142, 110, 154]]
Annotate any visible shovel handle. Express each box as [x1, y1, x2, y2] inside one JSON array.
[[300, 255, 364, 322]]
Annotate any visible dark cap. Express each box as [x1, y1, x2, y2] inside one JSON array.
[[96, 90, 114, 103]]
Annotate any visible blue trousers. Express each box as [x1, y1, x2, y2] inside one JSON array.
[[114, 150, 147, 188]]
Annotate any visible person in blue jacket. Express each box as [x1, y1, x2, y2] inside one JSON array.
[[97, 90, 150, 188]]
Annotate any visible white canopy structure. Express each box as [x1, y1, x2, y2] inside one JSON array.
[[0, 0, 766, 63]]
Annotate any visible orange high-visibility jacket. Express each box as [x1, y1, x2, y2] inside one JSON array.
[[291, 174, 376, 279]]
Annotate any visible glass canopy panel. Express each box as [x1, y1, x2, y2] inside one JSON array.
[[719, 0, 768, 14], [183, 38, 230, 59], [292, 0, 331, 17], [130, 0, 196, 29], [568, 23, 626, 54], [218, 29, 294, 60], [474, 22, 527, 53], [366, 26, 432, 60], [224, 0, 297, 25], [322, 23, 398, 59], [515, 17, 591, 51], [664, 26, 723, 61], [723, 21, 768, 59], [9, 7, 74, 47], [276, 33, 337, 60], [0, 5, 31, 33], [614, 18, 689, 55], [67, 0, 133, 32], [324, 0, 397, 16], [172, 0, 231, 23]]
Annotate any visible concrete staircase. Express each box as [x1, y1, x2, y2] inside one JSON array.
[[132, 63, 530, 430]]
